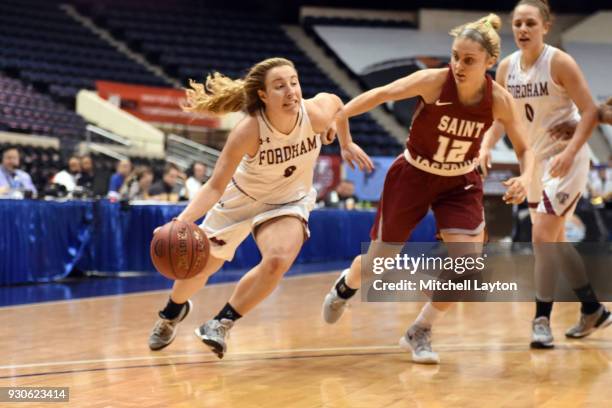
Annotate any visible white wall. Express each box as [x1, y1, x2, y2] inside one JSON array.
[[76, 90, 164, 155], [419, 9, 585, 48], [314, 9, 588, 76], [562, 11, 612, 44], [562, 12, 612, 147], [314, 26, 516, 75], [0, 131, 59, 148]]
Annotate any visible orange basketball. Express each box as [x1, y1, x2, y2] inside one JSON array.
[[150, 219, 210, 280]]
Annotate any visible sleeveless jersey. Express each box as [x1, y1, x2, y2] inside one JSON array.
[[232, 100, 321, 205], [405, 68, 494, 176], [505, 45, 581, 160]]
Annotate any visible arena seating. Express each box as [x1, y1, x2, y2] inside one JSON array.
[[0, 73, 88, 141], [0, 0, 170, 110], [80, 3, 403, 156], [1, 0, 403, 158]]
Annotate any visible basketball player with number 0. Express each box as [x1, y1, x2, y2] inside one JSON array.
[[480, 0, 611, 349]]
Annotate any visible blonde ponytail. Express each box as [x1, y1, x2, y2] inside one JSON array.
[[450, 13, 502, 60], [183, 73, 246, 115], [183, 57, 296, 115]]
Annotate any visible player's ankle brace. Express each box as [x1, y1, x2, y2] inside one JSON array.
[[336, 276, 358, 299]]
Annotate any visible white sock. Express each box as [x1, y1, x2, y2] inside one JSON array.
[[414, 302, 446, 329]]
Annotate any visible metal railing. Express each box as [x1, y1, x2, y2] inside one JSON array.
[[81, 125, 131, 162], [87, 143, 129, 161], [166, 134, 220, 173], [85, 124, 132, 146]]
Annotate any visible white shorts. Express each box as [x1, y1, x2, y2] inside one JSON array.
[[199, 182, 316, 261], [528, 146, 589, 219]]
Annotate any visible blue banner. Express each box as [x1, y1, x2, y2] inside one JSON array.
[[344, 156, 397, 202], [0, 199, 436, 285]]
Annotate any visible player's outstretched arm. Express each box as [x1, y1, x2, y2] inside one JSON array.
[[307, 93, 374, 172], [342, 68, 444, 118]]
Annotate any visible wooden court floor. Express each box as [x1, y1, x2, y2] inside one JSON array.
[[1, 272, 611, 407]]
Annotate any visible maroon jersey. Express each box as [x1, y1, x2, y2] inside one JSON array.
[[405, 68, 494, 176]]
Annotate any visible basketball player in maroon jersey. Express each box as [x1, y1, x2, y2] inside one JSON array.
[[322, 14, 535, 364]]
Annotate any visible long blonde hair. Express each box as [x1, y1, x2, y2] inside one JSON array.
[[449, 14, 502, 60], [183, 57, 295, 115]]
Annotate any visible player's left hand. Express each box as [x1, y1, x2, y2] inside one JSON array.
[[502, 176, 528, 205], [321, 123, 337, 145], [549, 150, 573, 179]]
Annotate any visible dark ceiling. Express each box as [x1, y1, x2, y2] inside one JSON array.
[[255, 0, 610, 22]]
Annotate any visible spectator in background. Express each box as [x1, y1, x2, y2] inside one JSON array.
[[77, 155, 94, 191], [120, 166, 154, 201], [149, 163, 183, 202], [588, 163, 612, 205], [52, 156, 81, 193], [185, 161, 208, 200], [108, 159, 133, 195], [0, 146, 37, 198], [77, 155, 106, 197], [323, 179, 358, 209]]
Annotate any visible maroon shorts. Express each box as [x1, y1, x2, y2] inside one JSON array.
[[370, 156, 484, 242]]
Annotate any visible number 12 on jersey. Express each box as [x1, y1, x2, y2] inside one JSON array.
[[432, 135, 472, 163]]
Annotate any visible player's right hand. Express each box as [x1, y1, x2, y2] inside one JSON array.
[[341, 142, 374, 172], [153, 217, 178, 235], [502, 176, 528, 205], [476, 147, 492, 178]]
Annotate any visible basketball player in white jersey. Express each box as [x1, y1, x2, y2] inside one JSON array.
[[147, 57, 373, 358], [480, 0, 611, 349]]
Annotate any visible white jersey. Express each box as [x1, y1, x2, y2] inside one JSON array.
[[506, 45, 582, 160], [232, 100, 321, 205]]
